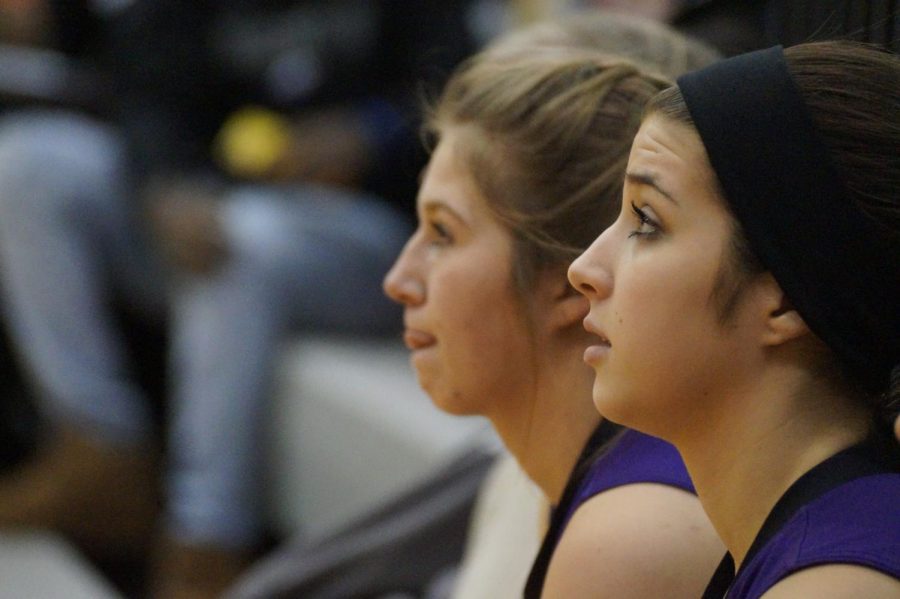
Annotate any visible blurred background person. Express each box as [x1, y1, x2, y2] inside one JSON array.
[[550, 0, 900, 56], [0, 1, 482, 597]]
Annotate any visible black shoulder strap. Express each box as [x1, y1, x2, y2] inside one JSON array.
[[702, 440, 893, 598], [523, 419, 621, 599], [702, 553, 736, 599]]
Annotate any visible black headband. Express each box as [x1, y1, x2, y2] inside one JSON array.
[[677, 46, 899, 393]]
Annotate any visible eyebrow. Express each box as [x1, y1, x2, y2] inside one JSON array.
[[419, 198, 470, 225], [625, 172, 678, 205]]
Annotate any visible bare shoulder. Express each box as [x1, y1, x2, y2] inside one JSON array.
[[762, 564, 900, 598], [541, 483, 724, 599]]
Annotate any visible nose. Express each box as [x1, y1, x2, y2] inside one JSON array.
[[383, 242, 425, 306], [568, 233, 613, 300]]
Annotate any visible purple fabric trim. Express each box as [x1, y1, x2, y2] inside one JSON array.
[[558, 429, 694, 534], [728, 474, 900, 598]]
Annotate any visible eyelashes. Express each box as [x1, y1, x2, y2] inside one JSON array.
[[628, 202, 661, 239], [428, 220, 454, 245]]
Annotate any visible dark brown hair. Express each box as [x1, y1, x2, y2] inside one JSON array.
[[645, 41, 900, 453]]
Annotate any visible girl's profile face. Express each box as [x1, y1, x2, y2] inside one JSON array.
[[383, 127, 537, 416], [568, 115, 765, 441]]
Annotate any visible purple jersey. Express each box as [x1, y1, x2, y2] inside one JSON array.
[[728, 474, 900, 598], [557, 428, 695, 540], [525, 425, 696, 598]]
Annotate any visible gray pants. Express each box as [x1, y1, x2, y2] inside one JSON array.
[[0, 110, 408, 548]]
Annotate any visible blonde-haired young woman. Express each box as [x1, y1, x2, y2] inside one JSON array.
[[384, 13, 723, 597]]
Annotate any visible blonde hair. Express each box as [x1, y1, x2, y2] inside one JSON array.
[[425, 13, 718, 298]]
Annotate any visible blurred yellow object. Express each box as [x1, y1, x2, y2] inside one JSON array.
[[214, 106, 291, 179]]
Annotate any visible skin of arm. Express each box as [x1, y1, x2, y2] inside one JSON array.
[[541, 482, 724, 598], [761, 564, 900, 598]]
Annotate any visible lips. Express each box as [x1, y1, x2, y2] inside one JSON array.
[[593, 333, 611, 347], [582, 317, 611, 347], [403, 328, 437, 351], [582, 317, 611, 365]]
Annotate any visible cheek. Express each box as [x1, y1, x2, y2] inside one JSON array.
[[619, 243, 722, 331], [600, 255, 726, 418], [426, 262, 528, 412], [436, 260, 511, 333], [449, 284, 527, 381]]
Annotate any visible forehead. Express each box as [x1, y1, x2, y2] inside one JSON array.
[[627, 115, 720, 201], [417, 128, 492, 222]]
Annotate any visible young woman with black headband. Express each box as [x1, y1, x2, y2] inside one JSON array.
[[569, 41, 899, 598]]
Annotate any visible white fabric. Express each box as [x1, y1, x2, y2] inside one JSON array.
[[451, 452, 546, 599]]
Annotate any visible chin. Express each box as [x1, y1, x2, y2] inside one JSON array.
[[430, 391, 482, 417], [592, 380, 642, 431], [421, 380, 483, 417], [593, 384, 679, 441], [591, 375, 615, 411]]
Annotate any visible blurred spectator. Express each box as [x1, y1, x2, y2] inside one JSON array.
[[0, 1, 480, 597], [568, 0, 900, 56], [556, 0, 766, 55], [763, 0, 900, 52], [670, 0, 900, 56]]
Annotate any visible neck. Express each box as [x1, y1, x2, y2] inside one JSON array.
[[673, 368, 870, 568], [487, 338, 601, 504]]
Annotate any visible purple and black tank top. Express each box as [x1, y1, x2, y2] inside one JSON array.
[[704, 441, 900, 598], [721, 473, 900, 598], [557, 426, 695, 530], [527, 424, 900, 599], [524, 422, 695, 597]]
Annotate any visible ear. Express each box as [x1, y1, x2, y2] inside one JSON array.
[[756, 273, 810, 347], [537, 267, 589, 332]]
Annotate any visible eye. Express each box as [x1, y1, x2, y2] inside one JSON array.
[[628, 202, 661, 239], [428, 220, 454, 246]]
